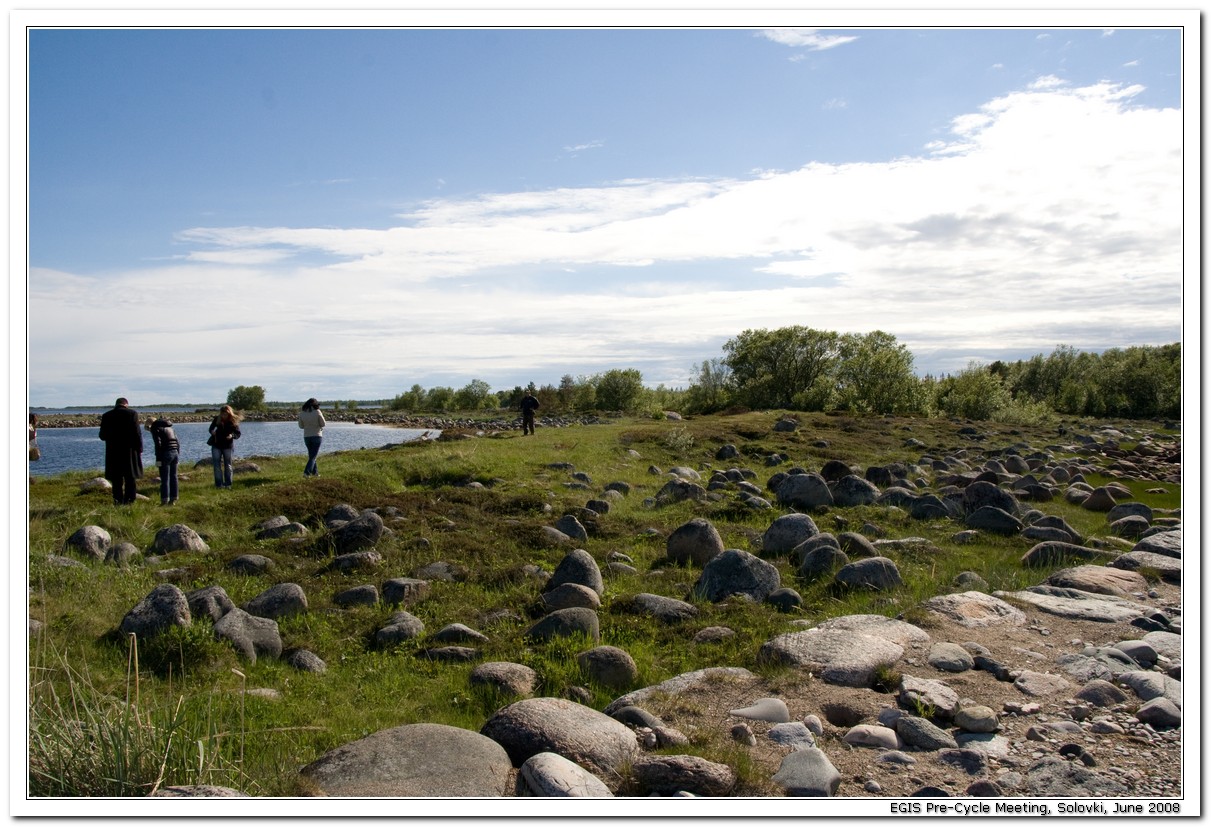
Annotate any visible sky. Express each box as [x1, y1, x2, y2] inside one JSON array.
[[20, 15, 1194, 407]]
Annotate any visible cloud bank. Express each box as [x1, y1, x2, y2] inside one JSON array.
[[28, 79, 1183, 405]]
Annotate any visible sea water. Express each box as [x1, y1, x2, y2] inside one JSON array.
[[28, 420, 432, 477]]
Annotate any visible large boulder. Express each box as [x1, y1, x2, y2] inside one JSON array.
[[758, 629, 904, 687], [691, 549, 780, 603], [119, 584, 191, 639], [243, 582, 308, 620], [516, 752, 613, 797], [65, 525, 111, 561], [776, 473, 834, 510], [185, 585, 235, 623], [964, 506, 1023, 535], [961, 481, 1019, 516], [480, 697, 641, 777], [330, 511, 384, 554], [152, 524, 209, 554], [666, 518, 725, 566], [833, 557, 903, 591], [213, 607, 282, 663], [760, 513, 820, 558], [544, 549, 604, 596], [830, 475, 880, 507], [300, 723, 513, 796], [524, 608, 600, 643]]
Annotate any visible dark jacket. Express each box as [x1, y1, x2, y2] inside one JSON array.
[[520, 394, 540, 415], [149, 418, 180, 464], [99, 404, 143, 480], [209, 417, 242, 450]]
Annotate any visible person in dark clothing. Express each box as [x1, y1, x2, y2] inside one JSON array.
[[146, 416, 181, 505], [99, 397, 143, 504], [520, 390, 540, 436], [208, 405, 242, 488]]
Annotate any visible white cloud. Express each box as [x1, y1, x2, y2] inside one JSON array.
[[759, 28, 858, 51], [29, 79, 1183, 403], [563, 139, 605, 154]]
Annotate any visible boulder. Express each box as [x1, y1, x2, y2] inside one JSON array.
[[185, 585, 235, 623], [776, 473, 834, 510], [525, 608, 600, 643], [330, 511, 384, 554], [480, 697, 640, 777], [577, 646, 638, 690], [301, 722, 512, 796], [517, 752, 612, 797], [833, 557, 903, 591], [632, 754, 736, 796], [152, 524, 209, 553], [666, 518, 725, 566], [243, 582, 308, 620], [691, 549, 780, 603], [761, 513, 820, 558], [470, 662, 539, 698], [545, 548, 604, 596], [213, 607, 282, 663], [540, 582, 601, 613], [119, 584, 191, 639], [771, 748, 841, 796], [374, 611, 425, 648], [65, 525, 111, 561], [759, 629, 904, 687], [626, 593, 699, 623], [830, 475, 880, 507]]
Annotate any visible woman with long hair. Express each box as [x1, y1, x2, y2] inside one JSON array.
[[298, 398, 326, 477], [208, 404, 242, 488]]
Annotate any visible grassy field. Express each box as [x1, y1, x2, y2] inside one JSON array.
[[24, 410, 1180, 796]]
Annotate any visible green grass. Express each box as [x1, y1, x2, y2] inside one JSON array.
[[24, 411, 1180, 796]]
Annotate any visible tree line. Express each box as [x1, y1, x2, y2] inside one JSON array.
[[225, 328, 1180, 422]]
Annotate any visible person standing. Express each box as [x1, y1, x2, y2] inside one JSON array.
[[520, 389, 540, 436], [208, 404, 242, 488], [146, 416, 181, 505], [28, 413, 40, 462], [99, 397, 143, 504], [298, 398, 326, 477]]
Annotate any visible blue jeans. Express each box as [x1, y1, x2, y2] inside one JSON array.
[[304, 435, 322, 476], [159, 450, 179, 502], [211, 447, 234, 487]]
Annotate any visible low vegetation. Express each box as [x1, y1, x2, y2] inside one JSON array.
[[24, 410, 1180, 796]]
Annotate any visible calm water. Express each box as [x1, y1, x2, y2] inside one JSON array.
[[29, 421, 433, 477]]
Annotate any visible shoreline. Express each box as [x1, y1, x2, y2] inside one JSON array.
[[30, 410, 615, 431]]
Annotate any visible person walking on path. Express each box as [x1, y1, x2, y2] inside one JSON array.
[[99, 397, 143, 504], [208, 404, 242, 488], [298, 398, 326, 477], [146, 416, 181, 505], [520, 389, 540, 436]]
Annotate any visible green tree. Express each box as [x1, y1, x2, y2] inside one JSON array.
[[595, 369, 646, 412], [835, 331, 925, 414], [226, 385, 266, 411], [423, 386, 454, 412], [453, 379, 494, 411], [933, 362, 1012, 420], [723, 326, 840, 410], [685, 358, 735, 414], [388, 384, 426, 411]]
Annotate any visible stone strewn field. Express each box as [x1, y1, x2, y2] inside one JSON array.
[[30, 412, 1183, 803]]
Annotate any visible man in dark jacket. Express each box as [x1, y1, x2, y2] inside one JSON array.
[[99, 397, 143, 504], [520, 390, 540, 436]]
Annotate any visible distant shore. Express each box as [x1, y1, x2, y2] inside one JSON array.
[[30, 409, 613, 432]]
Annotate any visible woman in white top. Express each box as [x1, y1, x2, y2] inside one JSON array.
[[298, 398, 327, 477]]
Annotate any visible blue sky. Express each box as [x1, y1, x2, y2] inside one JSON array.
[[22, 19, 1192, 406]]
